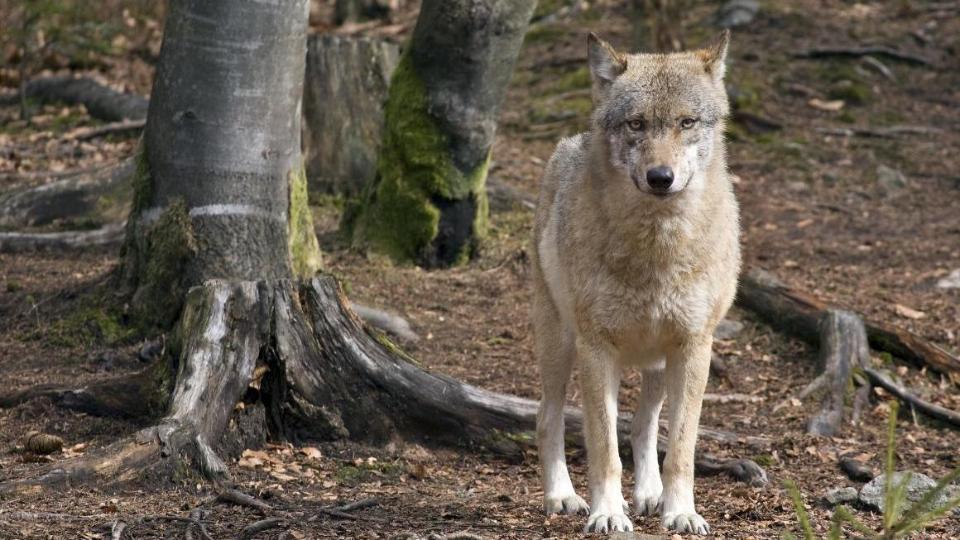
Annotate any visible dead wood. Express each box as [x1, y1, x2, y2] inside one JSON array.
[[839, 457, 875, 482], [801, 310, 871, 436], [216, 488, 273, 513], [0, 277, 768, 495], [110, 520, 126, 540], [864, 368, 960, 428], [815, 125, 944, 138], [737, 269, 960, 382], [66, 119, 145, 141], [0, 223, 125, 253], [792, 46, 935, 67], [0, 76, 148, 122], [0, 159, 133, 229]]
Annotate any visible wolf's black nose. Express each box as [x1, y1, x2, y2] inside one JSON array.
[[646, 166, 674, 190]]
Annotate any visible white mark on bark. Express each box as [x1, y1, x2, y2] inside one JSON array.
[[138, 204, 286, 226]]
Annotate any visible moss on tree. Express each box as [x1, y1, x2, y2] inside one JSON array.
[[288, 164, 322, 277], [348, 53, 490, 266]]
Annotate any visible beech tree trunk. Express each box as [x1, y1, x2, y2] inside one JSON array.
[[120, 0, 321, 329], [347, 0, 537, 267]]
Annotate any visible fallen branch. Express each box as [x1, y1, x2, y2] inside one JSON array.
[[0, 223, 125, 253], [792, 46, 935, 67], [702, 393, 764, 404], [815, 125, 945, 138], [216, 488, 272, 513], [737, 269, 960, 382], [864, 368, 960, 428], [0, 76, 147, 122]]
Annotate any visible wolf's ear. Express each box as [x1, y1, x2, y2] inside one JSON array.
[[587, 33, 627, 88], [697, 30, 730, 82]]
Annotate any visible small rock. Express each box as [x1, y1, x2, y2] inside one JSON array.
[[786, 181, 810, 193], [823, 486, 858, 506], [858, 471, 950, 513], [937, 269, 960, 289], [138, 340, 164, 363], [876, 164, 907, 192], [714, 318, 745, 340], [715, 0, 759, 28]]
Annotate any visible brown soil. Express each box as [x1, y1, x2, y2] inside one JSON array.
[[1, 0, 959, 538]]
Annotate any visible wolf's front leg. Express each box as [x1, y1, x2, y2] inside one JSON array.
[[632, 367, 666, 516], [661, 339, 712, 535], [577, 337, 632, 533]]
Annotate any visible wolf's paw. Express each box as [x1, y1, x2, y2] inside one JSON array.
[[663, 512, 710, 535], [584, 511, 633, 533], [634, 492, 662, 516], [543, 492, 589, 516]]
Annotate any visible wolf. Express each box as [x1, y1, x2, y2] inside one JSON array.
[[531, 31, 740, 534]]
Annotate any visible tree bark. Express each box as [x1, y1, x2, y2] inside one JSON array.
[[119, 0, 320, 329], [347, 0, 537, 267], [302, 35, 399, 198]]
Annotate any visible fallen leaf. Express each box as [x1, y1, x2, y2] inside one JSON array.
[[299, 447, 322, 460]]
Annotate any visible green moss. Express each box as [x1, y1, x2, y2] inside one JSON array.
[[350, 52, 490, 265], [130, 199, 197, 330], [288, 165, 322, 277], [752, 454, 775, 467], [335, 460, 404, 486], [46, 302, 137, 348], [554, 67, 591, 93], [828, 81, 872, 106], [130, 145, 152, 214], [532, 0, 563, 20]]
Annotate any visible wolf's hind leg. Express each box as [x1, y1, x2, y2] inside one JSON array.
[[632, 366, 666, 516], [578, 337, 633, 533], [535, 304, 588, 515], [661, 340, 712, 535]]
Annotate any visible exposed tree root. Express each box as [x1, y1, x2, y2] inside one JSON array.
[[0, 76, 148, 122], [0, 277, 769, 495], [802, 310, 870, 436], [792, 46, 935, 67], [737, 269, 960, 382], [0, 223, 125, 253], [0, 159, 133, 229]]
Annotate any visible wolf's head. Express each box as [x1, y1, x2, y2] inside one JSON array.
[[587, 31, 730, 199]]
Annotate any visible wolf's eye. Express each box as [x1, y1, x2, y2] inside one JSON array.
[[626, 118, 645, 131], [680, 117, 697, 129]]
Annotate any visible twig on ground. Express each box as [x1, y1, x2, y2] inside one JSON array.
[[66, 119, 145, 141], [815, 125, 945, 138], [335, 498, 379, 512], [864, 368, 960, 428], [861, 55, 896, 80], [792, 46, 935, 67], [215, 488, 272, 513]]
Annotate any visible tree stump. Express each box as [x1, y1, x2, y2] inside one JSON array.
[[302, 35, 399, 198]]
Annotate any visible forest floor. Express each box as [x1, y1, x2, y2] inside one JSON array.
[[1, 0, 959, 538]]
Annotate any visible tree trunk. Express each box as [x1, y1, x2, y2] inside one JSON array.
[[334, 0, 392, 25], [347, 0, 537, 267], [119, 0, 321, 329], [302, 36, 399, 198]]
